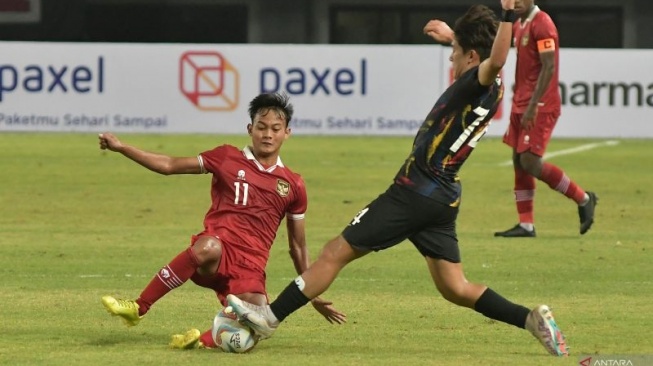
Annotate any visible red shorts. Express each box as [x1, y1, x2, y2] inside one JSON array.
[[188, 235, 267, 307], [502, 111, 559, 156]]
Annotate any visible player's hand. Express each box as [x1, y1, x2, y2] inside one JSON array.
[[98, 132, 123, 152], [521, 104, 538, 131], [311, 297, 347, 324], [423, 20, 454, 44], [501, 0, 515, 10]]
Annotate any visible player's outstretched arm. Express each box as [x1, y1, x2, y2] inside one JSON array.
[[478, 0, 515, 86], [98, 132, 201, 175]]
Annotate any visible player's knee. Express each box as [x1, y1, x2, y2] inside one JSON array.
[[518, 155, 541, 176], [318, 235, 355, 267], [317, 244, 340, 264], [191, 236, 223, 264]]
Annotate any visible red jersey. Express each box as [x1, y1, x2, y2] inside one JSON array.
[[512, 6, 561, 114], [197, 145, 307, 273]]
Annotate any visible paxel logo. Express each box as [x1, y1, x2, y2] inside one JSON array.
[[0, 57, 104, 102], [449, 67, 503, 119], [260, 59, 367, 96], [179, 51, 239, 111]]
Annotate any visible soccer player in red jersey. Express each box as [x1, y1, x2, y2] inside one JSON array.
[[494, 0, 598, 238], [227, 2, 569, 357], [98, 92, 346, 349]]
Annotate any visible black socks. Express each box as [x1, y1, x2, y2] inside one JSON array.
[[270, 279, 311, 322], [474, 288, 531, 328]]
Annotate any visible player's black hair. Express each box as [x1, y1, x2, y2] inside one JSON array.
[[453, 5, 499, 61], [248, 92, 294, 126]]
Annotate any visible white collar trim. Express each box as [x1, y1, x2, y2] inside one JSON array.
[[242, 146, 284, 172], [520, 5, 540, 28]]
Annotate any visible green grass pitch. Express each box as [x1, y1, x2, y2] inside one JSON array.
[[0, 132, 651, 365]]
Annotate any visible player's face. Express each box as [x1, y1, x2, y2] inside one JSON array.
[[515, 0, 534, 16], [449, 39, 471, 80], [248, 109, 290, 159]]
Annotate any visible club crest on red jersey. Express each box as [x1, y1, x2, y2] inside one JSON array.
[[521, 33, 529, 46], [276, 180, 290, 197]]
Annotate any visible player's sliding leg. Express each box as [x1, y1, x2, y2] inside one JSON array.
[[101, 246, 200, 326], [427, 257, 569, 356], [102, 237, 220, 326], [132, 247, 201, 316], [228, 235, 363, 340]]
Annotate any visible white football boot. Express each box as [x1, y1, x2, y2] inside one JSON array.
[[226, 294, 279, 340], [525, 304, 569, 356]]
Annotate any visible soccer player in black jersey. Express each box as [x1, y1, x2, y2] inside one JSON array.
[[227, 0, 569, 357]]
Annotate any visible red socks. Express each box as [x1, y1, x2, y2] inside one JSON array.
[[135, 247, 200, 316], [200, 329, 217, 348], [514, 167, 535, 224], [540, 162, 586, 204], [513, 163, 586, 225]]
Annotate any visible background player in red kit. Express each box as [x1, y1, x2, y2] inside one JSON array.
[[494, 0, 598, 237], [99, 92, 346, 349]]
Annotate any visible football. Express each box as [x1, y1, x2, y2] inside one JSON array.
[[211, 307, 258, 353]]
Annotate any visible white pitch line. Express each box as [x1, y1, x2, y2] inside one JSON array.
[[499, 140, 620, 166]]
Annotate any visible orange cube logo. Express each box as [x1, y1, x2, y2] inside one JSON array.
[[179, 51, 239, 111]]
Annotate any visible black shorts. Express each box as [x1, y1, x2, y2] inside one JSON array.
[[342, 184, 461, 262]]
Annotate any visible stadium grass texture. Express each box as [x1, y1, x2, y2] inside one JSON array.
[[0, 133, 651, 366]]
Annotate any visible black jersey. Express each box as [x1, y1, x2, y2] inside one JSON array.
[[394, 66, 503, 206]]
